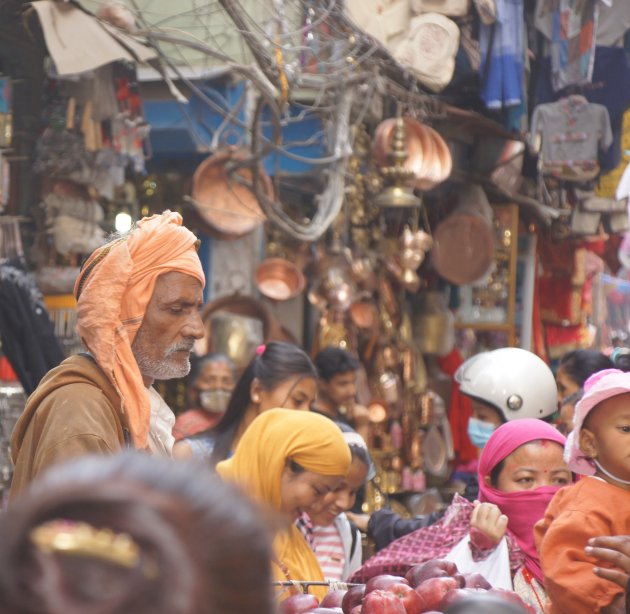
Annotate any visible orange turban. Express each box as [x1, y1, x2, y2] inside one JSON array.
[[74, 211, 205, 449]]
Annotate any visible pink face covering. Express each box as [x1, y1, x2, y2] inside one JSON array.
[[478, 419, 567, 584]]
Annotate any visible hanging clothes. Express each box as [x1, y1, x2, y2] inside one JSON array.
[[534, 46, 630, 172], [534, 0, 601, 92], [0, 258, 64, 394], [529, 95, 612, 180], [479, 0, 525, 110]]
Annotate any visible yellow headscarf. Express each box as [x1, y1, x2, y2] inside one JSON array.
[[216, 409, 351, 596], [74, 211, 205, 449]]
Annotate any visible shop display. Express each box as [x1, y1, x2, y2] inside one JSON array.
[[273, 560, 533, 612]]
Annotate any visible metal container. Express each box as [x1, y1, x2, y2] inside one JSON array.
[[255, 257, 305, 302], [191, 147, 270, 239]]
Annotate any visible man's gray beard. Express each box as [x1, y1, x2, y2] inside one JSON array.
[[132, 333, 192, 381]]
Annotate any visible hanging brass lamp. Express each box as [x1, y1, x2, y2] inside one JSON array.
[[373, 117, 423, 208]]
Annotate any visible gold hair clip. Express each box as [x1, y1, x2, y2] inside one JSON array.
[[30, 520, 156, 577]]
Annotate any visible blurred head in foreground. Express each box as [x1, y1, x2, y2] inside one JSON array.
[[0, 452, 274, 614]]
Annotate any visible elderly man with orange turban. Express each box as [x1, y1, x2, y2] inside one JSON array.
[[10, 211, 205, 497]]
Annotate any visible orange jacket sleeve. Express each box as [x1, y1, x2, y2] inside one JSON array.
[[537, 508, 624, 613]]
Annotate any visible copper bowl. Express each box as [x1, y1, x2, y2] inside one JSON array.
[[191, 147, 271, 238], [255, 257, 306, 302]]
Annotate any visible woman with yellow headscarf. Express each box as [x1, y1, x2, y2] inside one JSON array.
[[216, 408, 351, 599]]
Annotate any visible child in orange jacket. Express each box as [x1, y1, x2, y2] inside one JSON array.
[[535, 369, 630, 613]]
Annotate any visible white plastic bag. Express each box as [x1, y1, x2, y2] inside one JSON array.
[[443, 534, 513, 590]]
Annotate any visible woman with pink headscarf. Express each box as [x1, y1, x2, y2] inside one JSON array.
[[351, 419, 572, 614], [474, 420, 571, 612]]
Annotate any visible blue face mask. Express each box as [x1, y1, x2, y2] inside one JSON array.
[[467, 417, 496, 449]]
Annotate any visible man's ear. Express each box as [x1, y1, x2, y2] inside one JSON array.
[[579, 427, 598, 459]]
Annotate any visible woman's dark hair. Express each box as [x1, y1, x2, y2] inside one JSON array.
[[348, 445, 372, 472], [0, 453, 274, 614], [558, 350, 613, 387], [207, 342, 317, 467]]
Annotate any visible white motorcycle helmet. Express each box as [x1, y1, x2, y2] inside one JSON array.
[[454, 347, 557, 421]]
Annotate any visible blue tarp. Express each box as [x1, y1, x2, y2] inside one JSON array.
[[143, 78, 326, 175]]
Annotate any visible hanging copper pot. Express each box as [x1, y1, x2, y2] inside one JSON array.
[[255, 257, 306, 302], [416, 125, 452, 190], [190, 147, 270, 239], [431, 185, 495, 285], [349, 299, 378, 329], [373, 117, 452, 192]]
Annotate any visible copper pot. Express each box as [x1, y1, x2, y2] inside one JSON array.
[[411, 291, 455, 355], [373, 118, 452, 191], [349, 300, 378, 329], [373, 117, 427, 179], [255, 257, 305, 302], [191, 147, 271, 239], [431, 185, 495, 285], [416, 125, 452, 190], [322, 266, 355, 311]]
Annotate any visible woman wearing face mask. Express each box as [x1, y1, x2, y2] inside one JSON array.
[[173, 343, 318, 466], [216, 408, 351, 601], [350, 348, 559, 552], [351, 419, 573, 614], [172, 354, 237, 441], [297, 430, 375, 581]]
